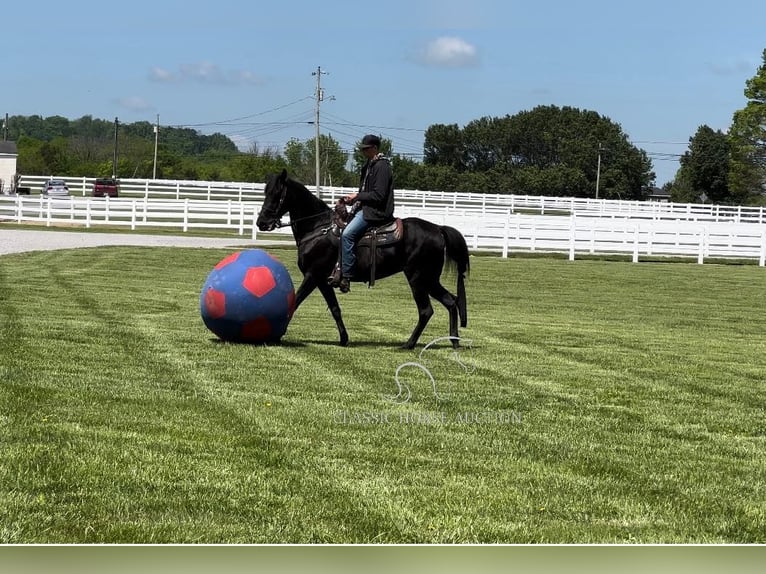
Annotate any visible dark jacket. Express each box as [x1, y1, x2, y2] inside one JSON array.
[[357, 155, 394, 224]]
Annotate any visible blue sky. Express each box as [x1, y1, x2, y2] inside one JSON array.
[[3, 0, 765, 186]]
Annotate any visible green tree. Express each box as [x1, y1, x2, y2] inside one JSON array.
[[231, 149, 288, 182], [677, 125, 730, 203], [422, 106, 654, 198], [285, 134, 349, 187], [728, 48, 766, 202], [424, 124, 464, 170], [670, 164, 697, 203], [39, 137, 71, 175]]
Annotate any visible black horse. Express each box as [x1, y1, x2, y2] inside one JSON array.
[[256, 169, 469, 349]]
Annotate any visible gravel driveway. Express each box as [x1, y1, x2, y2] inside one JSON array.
[[0, 228, 292, 256]]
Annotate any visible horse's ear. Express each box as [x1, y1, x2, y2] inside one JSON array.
[[279, 168, 288, 182]]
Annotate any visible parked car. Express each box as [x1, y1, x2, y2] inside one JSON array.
[[41, 179, 70, 198], [93, 178, 119, 198]]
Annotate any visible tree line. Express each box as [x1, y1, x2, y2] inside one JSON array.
[[6, 49, 765, 204], [5, 109, 654, 200]]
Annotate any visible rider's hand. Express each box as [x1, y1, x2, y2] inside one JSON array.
[[343, 193, 358, 204]]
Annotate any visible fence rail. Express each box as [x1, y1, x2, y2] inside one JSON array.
[[15, 174, 766, 224], [2, 194, 765, 265]]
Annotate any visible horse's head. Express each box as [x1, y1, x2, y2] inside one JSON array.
[[257, 169, 290, 231]]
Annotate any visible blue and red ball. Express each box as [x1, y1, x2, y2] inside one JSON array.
[[200, 249, 296, 343]]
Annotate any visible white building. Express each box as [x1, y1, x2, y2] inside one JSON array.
[[0, 141, 18, 194]]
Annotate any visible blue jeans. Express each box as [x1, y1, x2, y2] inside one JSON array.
[[341, 211, 370, 278]]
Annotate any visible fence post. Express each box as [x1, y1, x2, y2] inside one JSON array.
[[131, 200, 136, 231], [145, 180, 150, 199], [568, 213, 576, 261], [183, 198, 189, 232], [697, 227, 706, 264], [15, 195, 22, 223], [104, 195, 110, 223], [502, 217, 510, 258], [759, 230, 766, 267], [239, 202, 245, 235], [176, 182, 181, 200], [632, 226, 640, 263], [86, 199, 92, 228], [252, 208, 258, 240]]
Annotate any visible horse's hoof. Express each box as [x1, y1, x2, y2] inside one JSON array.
[[339, 333, 349, 347], [400, 342, 415, 350]]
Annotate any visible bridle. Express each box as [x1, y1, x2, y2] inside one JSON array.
[[261, 178, 331, 232], [259, 179, 290, 231]]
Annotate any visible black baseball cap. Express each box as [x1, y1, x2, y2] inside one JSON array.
[[360, 134, 381, 149]]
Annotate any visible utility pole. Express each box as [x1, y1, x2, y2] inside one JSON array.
[[112, 117, 119, 179], [595, 143, 602, 199], [312, 66, 327, 197], [153, 114, 159, 180]]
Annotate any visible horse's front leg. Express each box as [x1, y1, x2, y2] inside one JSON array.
[[316, 281, 349, 346], [295, 274, 349, 346], [294, 275, 317, 309]]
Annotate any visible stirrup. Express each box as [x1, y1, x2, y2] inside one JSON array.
[[327, 265, 342, 287]]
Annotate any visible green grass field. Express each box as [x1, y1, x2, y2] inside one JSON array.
[[0, 244, 765, 543]]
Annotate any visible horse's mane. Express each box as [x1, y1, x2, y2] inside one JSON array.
[[286, 176, 332, 214]]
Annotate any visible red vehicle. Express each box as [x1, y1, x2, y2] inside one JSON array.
[[93, 178, 119, 198]]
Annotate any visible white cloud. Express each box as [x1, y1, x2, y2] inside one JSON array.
[[415, 36, 479, 68], [149, 66, 177, 83], [149, 61, 264, 86], [117, 96, 153, 111]]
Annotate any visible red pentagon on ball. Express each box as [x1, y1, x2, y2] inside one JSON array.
[[241, 316, 272, 341], [215, 251, 240, 270], [242, 266, 276, 298], [203, 287, 226, 319]]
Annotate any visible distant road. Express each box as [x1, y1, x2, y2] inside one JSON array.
[[0, 228, 292, 256]]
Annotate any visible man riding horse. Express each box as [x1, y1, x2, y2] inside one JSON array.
[[327, 134, 394, 293]]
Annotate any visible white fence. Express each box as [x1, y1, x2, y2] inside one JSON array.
[[16, 174, 766, 224], [1, 195, 262, 237], [2, 194, 765, 265]]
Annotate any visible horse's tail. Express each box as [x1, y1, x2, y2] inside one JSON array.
[[440, 225, 469, 328]]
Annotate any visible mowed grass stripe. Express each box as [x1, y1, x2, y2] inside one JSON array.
[[1, 246, 765, 542]]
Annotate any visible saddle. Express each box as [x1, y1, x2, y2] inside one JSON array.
[[332, 200, 403, 286]]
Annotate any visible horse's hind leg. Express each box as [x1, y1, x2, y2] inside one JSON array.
[[403, 282, 434, 350], [429, 283, 460, 348]]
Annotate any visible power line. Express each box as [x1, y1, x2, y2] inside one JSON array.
[[170, 96, 314, 128]]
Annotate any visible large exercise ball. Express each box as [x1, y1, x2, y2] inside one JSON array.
[[200, 249, 296, 343]]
